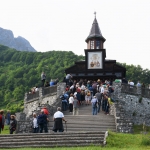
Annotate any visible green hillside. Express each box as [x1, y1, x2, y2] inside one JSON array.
[[0, 45, 84, 113], [0, 44, 150, 114]]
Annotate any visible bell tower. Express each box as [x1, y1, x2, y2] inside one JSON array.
[[85, 12, 106, 50], [65, 12, 126, 80], [85, 12, 106, 70]]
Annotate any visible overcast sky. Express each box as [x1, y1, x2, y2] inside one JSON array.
[[0, 0, 150, 69]]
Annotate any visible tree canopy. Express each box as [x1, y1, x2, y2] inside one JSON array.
[[0, 44, 149, 113]]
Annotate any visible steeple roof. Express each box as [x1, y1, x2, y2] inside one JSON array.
[[85, 17, 106, 42]]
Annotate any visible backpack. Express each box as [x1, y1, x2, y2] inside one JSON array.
[[109, 87, 114, 93], [87, 92, 91, 96], [94, 101, 97, 107], [110, 98, 115, 102], [110, 87, 114, 93], [60, 95, 65, 100]]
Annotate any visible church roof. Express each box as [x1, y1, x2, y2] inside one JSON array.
[[85, 17, 106, 42]]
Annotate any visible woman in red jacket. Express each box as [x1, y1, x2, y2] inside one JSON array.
[[0, 110, 5, 134]]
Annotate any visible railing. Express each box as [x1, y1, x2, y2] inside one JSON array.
[[141, 88, 150, 98], [121, 83, 150, 98], [25, 85, 57, 101], [26, 91, 39, 100], [43, 85, 57, 95]]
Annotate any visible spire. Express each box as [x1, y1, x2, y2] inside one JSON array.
[[94, 11, 96, 18], [85, 13, 105, 42]]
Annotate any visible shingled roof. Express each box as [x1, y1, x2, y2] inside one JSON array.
[[85, 17, 106, 42]]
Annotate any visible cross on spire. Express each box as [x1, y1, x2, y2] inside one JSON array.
[[94, 12, 96, 18]]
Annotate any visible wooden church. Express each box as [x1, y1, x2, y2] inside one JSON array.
[[65, 13, 126, 81]]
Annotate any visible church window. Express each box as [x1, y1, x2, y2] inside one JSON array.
[[96, 41, 100, 49], [90, 41, 94, 49]]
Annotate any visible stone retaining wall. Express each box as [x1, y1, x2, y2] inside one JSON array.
[[16, 82, 66, 133], [112, 82, 150, 128]]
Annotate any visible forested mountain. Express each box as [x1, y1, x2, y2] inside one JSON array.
[[0, 45, 84, 113], [0, 44, 150, 113]]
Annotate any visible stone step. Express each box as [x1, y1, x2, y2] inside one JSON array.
[[0, 136, 104, 142], [50, 114, 115, 119], [49, 121, 115, 125], [0, 131, 106, 137], [50, 127, 116, 132], [46, 104, 116, 133], [0, 142, 103, 148], [0, 142, 102, 149], [48, 121, 116, 126], [48, 120, 115, 124], [0, 132, 107, 148]]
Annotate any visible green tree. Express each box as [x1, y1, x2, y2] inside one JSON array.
[[12, 86, 25, 101]]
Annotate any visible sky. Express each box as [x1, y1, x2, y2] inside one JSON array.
[[0, 0, 150, 70]]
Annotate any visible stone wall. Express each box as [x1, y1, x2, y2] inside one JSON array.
[[119, 94, 150, 126], [16, 82, 150, 134], [23, 82, 66, 118], [113, 102, 133, 133], [112, 82, 150, 126], [16, 83, 66, 133], [24, 93, 57, 118]]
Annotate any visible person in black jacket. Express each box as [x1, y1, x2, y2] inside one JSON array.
[[37, 110, 49, 133], [10, 115, 17, 134]]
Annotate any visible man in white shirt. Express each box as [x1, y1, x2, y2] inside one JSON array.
[[130, 81, 134, 86], [53, 107, 67, 132], [69, 94, 74, 112], [100, 84, 104, 94], [35, 86, 39, 92], [129, 80, 134, 88]]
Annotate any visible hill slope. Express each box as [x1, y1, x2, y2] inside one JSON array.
[[0, 45, 84, 113], [0, 45, 150, 114]]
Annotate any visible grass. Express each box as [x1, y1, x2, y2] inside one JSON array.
[[133, 124, 150, 134], [1, 125, 9, 134], [0, 125, 150, 150]]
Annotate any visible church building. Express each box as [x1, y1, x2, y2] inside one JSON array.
[[65, 13, 126, 81]]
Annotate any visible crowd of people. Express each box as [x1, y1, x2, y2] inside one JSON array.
[[30, 107, 66, 133], [0, 73, 116, 134], [61, 74, 115, 116], [27, 75, 115, 134], [2, 73, 150, 135]]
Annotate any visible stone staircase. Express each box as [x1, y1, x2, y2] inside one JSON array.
[[0, 103, 116, 148], [0, 131, 108, 148], [49, 104, 116, 132]]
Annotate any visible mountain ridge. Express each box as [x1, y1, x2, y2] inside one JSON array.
[[0, 27, 36, 52]]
